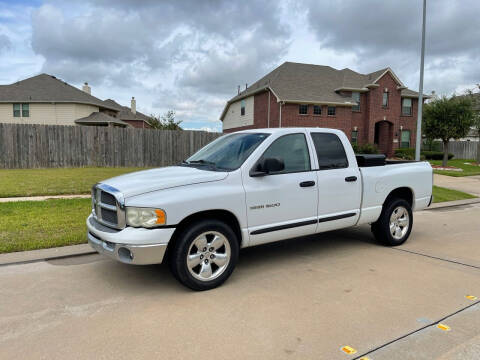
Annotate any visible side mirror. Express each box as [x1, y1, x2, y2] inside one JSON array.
[[250, 157, 285, 177]]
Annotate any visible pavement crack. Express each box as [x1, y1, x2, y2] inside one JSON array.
[[352, 301, 480, 360], [391, 248, 480, 270]]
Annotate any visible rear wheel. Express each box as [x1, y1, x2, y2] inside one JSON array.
[[169, 219, 239, 291], [372, 198, 412, 246]]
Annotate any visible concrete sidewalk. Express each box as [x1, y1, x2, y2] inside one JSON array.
[[434, 174, 480, 197], [0, 194, 90, 203]]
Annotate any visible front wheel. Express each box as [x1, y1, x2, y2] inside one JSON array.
[[371, 198, 413, 246], [169, 219, 239, 291]]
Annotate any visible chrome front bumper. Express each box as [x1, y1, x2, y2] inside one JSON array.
[[88, 232, 168, 265], [86, 214, 175, 265]]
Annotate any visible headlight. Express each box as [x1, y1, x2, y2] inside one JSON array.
[[126, 207, 166, 228]]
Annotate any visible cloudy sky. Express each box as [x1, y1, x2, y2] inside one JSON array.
[[0, 0, 479, 132]]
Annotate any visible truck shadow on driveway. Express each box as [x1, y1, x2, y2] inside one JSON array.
[[89, 225, 380, 293]]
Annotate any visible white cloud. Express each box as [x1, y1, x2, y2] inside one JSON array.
[[0, 0, 479, 131]]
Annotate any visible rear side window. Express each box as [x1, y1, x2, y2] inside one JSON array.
[[260, 133, 310, 174], [311, 133, 349, 170]]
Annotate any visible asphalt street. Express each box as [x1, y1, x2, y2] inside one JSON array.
[[1, 203, 480, 360]]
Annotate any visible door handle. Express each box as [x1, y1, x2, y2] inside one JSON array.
[[299, 181, 316, 187], [345, 176, 357, 182]]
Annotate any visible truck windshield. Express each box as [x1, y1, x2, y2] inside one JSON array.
[[185, 133, 269, 171]]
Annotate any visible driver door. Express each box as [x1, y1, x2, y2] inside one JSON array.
[[242, 133, 318, 246]]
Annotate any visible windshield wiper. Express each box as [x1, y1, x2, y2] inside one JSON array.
[[188, 159, 217, 166]]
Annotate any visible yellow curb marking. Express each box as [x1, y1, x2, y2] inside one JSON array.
[[466, 295, 477, 300], [359, 357, 371, 360], [340, 345, 357, 355], [437, 323, 451, 331]]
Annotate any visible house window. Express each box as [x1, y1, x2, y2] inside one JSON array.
[[240, 100, 245, 116], [327, 106, 336, 116], [299, 104, 308, 115], [382, 92, 389, 108], [400, 130, 411, 148], [13, 104, 21, 117], [352, 92, 360, 111], [13, 103, 29, 117], [22, 104, 29, 117], [402, 98, 412, 116], [313, 105, 322, 115], [351, 130, 358, 144]]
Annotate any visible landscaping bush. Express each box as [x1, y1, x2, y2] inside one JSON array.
[[395, 148, 415, 160], [353, 143, 379, 154], [422, 151, 454, 160], [395, 148, 454, 160]]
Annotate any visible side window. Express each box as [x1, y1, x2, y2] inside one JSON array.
[[260, 133, 310, 174], [311, 133, 349, 170], [240, 100, 246, 116]]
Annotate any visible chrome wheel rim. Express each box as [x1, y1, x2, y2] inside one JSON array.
[[389, 206, 410, 240], [187, 231, 231, 282]]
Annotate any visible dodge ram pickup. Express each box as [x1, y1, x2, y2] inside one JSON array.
[[87, 128, 433, 290]]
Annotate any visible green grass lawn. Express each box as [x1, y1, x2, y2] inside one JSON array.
[[0, 167, 148, 198], [0, 185, 475, 254], [0, 199, 92, 253], [431, 159, 480, 177], [432, 185, 477, 203]]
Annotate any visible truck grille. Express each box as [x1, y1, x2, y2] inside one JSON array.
[[92, 184, 126, 229]]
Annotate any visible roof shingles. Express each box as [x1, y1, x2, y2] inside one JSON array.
[[0, 74, 118, 111], [222, 62, 420, 120]]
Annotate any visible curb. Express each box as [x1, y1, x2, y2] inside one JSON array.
[[425, 197, 480, 210], [0, 244, 95, 266], [2, 197, 478, 267]]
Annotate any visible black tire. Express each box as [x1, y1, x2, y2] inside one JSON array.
[[169, 219, 239, 291], [371, 198, 413, 246]]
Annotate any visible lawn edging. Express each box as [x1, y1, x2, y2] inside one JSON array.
[[3, 198, 480, 265], [0, 244, 95, 266]]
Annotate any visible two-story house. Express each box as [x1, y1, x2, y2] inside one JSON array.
[[0, 74, 151, 128], [220, 62, 425, 156]]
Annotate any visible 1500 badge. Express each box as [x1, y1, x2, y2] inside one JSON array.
[[250, 203, 280, 210]]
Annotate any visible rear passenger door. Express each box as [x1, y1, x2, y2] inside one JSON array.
[[309, 132, 361, 232]]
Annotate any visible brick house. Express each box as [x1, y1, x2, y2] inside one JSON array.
[[220, 62, 426, 156]]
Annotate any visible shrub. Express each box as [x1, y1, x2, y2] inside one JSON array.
[[353, 143, 379, 154], [395, 148, 454, 160], [395, 148, 453, 160], [395, 148, 415, 160], [422, 151, 454, 160]]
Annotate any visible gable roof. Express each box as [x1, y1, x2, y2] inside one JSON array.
[[221, 62, 420, 120], [75, 111, 130, 127], [103, 99, 151, 123], [0, 74, 119, 111]]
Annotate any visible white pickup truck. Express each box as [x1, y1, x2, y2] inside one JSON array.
[[87, 128, 433, 290]]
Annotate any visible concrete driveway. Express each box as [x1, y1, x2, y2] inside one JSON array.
[[434, 173, 480, 196], [1, 204, 480, 360]]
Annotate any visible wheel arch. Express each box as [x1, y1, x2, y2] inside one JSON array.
[[168, 209, 243, 252], [383, 187, 414, 208]]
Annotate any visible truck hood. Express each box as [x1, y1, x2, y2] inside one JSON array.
[[100, 166, 228, 198]]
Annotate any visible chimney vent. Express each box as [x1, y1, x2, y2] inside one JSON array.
[[82, 82, 91, 94], [245, 83, 248, 90], [237, 85, 240, 94], [131, 97, 136, 114]]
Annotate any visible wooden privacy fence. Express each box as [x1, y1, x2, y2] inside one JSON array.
[[0, 123, 221, 169], [443, 141, 478, 160]]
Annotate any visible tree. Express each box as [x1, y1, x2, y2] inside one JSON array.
[[423, 95, 475, 166], [147, 110, 183, 130], [465, 85, 480, 164]]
